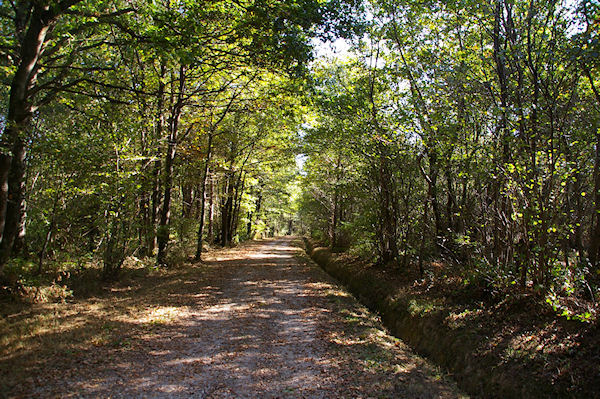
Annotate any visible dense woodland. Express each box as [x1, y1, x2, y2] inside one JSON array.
[[1, 0, 599, 319], [301, 0, 600, 318], [0, 0, 361, 281]]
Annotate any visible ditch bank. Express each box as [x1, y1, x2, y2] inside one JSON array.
[[304, 238, 600, 399]]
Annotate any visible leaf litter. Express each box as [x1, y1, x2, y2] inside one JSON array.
[[1, 237, 465, 398]]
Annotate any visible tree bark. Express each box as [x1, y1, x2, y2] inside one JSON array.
[[12, 185, 28, 256], [329, 155, 342, 249], [0, 139, 27, 266], [207, 175, 214, 242], [377, 148, 398, 264], [146, 65, 167, 256], [231, 173, 246, 238], [445, 158, 457, 233], [220, 175, 233, 247], [38, 179, 64, 274], [181, 185, 193, 218], [589, 124, 600, 269], [427, 149, 442, 241], [329, 189, 338, 249], [195, 132, 213, 261], [491, 0, 513, 270], [0, 154, 11, 246], [156, 127, 177, 265], [0, 5, 55, 268], [156, 66, 184, 266], [417, 197, 430, 277]]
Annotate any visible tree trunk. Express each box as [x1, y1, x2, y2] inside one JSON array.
[[138, 126, 150, 255], [589, 125, 600, 269], [329, 156, 342, 249], [195, 132, 213, 261], [417, 197, 430, 277], [207, 175, 214, 242], [0, 154, 11, 246], [181, 185, 193, 218], [220, 177, 233, 247], [146, 65, 167, 256], [491, 0, 512, 269], [378, 148, 398, 264], [38, 180, 63, 274], [156, 131, 177, 266], [445, 162, 456, 234], [247, 210, 253, 237], [12, 188, 27, 256], [329, 189, 338, 249], [0, 5, 55, 268], [156, 66, 184, 266], [0, 139, 27, 266], [231, 173, 246, 238], [583, 67, 600, 270], [428, 149, 442, 240]]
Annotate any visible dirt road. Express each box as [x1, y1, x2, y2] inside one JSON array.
[[10, 238, 464, 398]]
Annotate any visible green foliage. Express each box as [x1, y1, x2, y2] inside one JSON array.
[[0, 0, 364, 278], [298, 0, 600, 319], [1, 0, 598, 325]]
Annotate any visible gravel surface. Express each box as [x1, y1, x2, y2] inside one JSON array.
[[6, 237, 466, 398]]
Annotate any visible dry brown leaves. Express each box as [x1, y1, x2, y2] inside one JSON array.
[[1, 238, 465, 398]]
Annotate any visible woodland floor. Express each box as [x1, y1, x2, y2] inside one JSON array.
[[0, 237, 465, 398]]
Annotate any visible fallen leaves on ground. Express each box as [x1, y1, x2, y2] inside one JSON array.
[[1, 238, 465, 398]]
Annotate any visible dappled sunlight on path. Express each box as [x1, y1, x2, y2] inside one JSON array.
[[9, 237, 464, 398]]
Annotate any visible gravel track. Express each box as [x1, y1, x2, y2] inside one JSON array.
[[13, 237, 465, 398]]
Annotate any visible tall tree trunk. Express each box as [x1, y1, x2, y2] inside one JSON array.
[[12, 190, 27, 256], [149, 154, 161, 255], [250, 186, 262, 238], [195, 132, 213, 260], [428, 149, 442, 241], [220, 177, 233, 247], [491, 0, 512, 269], [138, 126, 149, 253], [417, 197, 430, 277], [0, 5, 55, 269], [0, 139, 26, 266], [0, 154, 11, 246], [445, 160, 457, 233], [329, 156, 342, 249], [365, 45, 398, 265], [231, 173, 246, 238], [589, 124, 600, 269], [329, 189, 338, 249], [147, 65, 167, 256], [220, 174, 230, 246], [156, 128, 177, 265], [156, 66, 184, 266], [378, 148, 398, 264], [207, 175, 214, 242], [38, 179, 64, 274], [247, 210, 253, 237], [181, 185, 193, 218]]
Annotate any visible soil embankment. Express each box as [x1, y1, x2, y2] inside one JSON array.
[[304, 238, 600, 398]]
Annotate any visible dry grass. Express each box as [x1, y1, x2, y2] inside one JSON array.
[[0, 254, 208, 396]]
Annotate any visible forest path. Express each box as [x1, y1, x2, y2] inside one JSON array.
[[9, 237, 464, 398]]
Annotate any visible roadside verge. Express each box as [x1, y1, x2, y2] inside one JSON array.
[[303, 237, 599, 399]]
